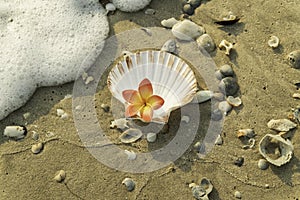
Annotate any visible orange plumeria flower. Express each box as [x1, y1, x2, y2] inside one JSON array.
[[122, 78, 164, 122]]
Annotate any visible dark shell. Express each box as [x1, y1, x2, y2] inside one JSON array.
[[214, 17, 240, 25]]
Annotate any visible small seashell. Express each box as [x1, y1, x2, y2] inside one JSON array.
[[267, 119, 297, 132], [219, 77, 239, 96], [161, 17, 179, 28], [124, 150, 137, 160], [31, 142, 44, 154], [181, 115, 190, 123], [122, 178, 135, 191], [191, 185, 207, 200], [161, 39, 177, 54], [110, 118, 129, 129], [32, 131, 39, 141], [219, 64, 234, 77], [287, 50, 300, 69], [144, 8, 155, 15], [54, 170, 66, 183], [259, 134, 294, 166], [214, 134, 223, 145], [56, 109, 65, 117], [292, 93, 300, 99], [242, 138, 255, 149], [105, 3, 116, 12], [268, 36, 279, 48], [23, 112, 31, 120], [219, 39, 233, 55], [146, 132, 157, 143], [226, 96, 242, 107], [182, 4, 194, 15], [234, 157, 244, 167], [3, 125, 27, 139], [234, 191, 242, 199], [199, 177, 213, 195], [100, 103, 110, 112], [188, 0, 201, 8], [196, 34, 216, 53], [119, 128, 143, 143], [172, 20, 205, 41], [191, 90, 213, 103], [258, 158, 269, 170], [215, 12, 240, 25], [237, 129, 256, 138], [218, 101, 232, 115]]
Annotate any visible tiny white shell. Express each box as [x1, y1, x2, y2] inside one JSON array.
[[226, 96, 242, 107], [219, 39, 233, 55], [267, 119, 297, 132], [122, 178, 135, 191], [31, 142, 44, 154], [124, 150, 137, 160], [3, 126, 27, 139], [60, 113, 69, 119], [56, 109, 65, 117], [119, 128, 143, 143], [161, 17, 179, 28], [110, 118, 129, 129], [234, 191, 242, 199], [268, 36, 279, 48], [146, 132, 157, 143], [218, 101, 232, 115], [23, 112, 31, 120], [54, 170, 66, 183]]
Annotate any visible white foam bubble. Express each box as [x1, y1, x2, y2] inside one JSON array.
[[0, 0, 109, 120]]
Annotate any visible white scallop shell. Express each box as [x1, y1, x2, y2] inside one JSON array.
[[107, 50, 198, 123]]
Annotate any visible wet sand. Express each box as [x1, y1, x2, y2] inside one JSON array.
[[1, 0, 300, 199]]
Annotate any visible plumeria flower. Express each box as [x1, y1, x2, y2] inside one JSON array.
[[122, 78, 164, 122]]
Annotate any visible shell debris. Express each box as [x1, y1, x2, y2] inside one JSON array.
[[144, 8, 156, 15], [258, 158, 269, 170], [122, 178, 135, 191], [119, 128, 143, 143], [226, 96, 242, 107], [219, 39, 233, 55], [54, 170, 66, 183], [31, 142, 44, 154], [3, 125, 27, 139], [267, 119, 297, 132], [146, 132, 157, 143], [161, 17, 179, 28], [268, 36, 279, 48], [237, 129, 256, 138], [110, 118, 129, 129]]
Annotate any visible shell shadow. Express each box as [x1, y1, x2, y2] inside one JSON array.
[[272, 44, 284, 54], [217, 22, 245, 36]]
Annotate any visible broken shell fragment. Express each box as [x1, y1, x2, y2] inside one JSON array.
[[3, 126, 27, 139], [259, 134, 294, 166], [237, 129, 256, 138], [54, 170, 66, 183], [226, 96, 242, 107], [215, 12, 240, 25], [161, 17, 179, 28], [122, 178, 135, 191], [161, 39, 177, 54], [196, 34, 216, 53], [199, 178, 213, 195], [287, 50, 300, 69], [268, 36, 279, 48], [191, 177, 213, 200], [119, 128, 143, 143], [172, 20, 205, 41], [267, 119, 297, 132], [31, 142, 44, 154], [110, 118, 129, 129], [218, 39, 233, 55], [292, 93, 300, 99]]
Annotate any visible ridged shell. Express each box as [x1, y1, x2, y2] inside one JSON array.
[[107, 50, 198, 123]]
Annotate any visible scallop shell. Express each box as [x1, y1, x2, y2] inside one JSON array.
[[259, 134, 294, 166], [107, 50, 197, 123], [119, 128, 143, 143]]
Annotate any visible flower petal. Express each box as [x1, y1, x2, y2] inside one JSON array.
[[125, 104, 143, 117], [122, 90, 143, 104], [147, 95, 164, 110], [140, 105, 153, 122], [138, 78, 153, 101]]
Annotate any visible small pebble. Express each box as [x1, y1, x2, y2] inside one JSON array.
[[219, 77, 239, 96], [194, 141, 201, 149], [105, 3, 116, 12], [124, 150, 137, 160], [215, 70, 224, 80], [258, 158, 269, 170], [32, 131, 39, 141], [172, 19, 205, 41], [31, 142, 44, 154], [220, 64, 234, 77], [292, 93, 300, 99], [161, 39, 177, 54], [188, 0, 201, 8], [23, 112, 31, 120], [100, 103, 110, 112], [287, 50, 300, 69], [54, 170, 66, 183], [182, 4, 194, 15], [265, 184, 270, 189], [161, 17, 179, 28], [3, 125, 27, 139], [181, 115, 190, 123], [196, 33, 216, 53], [213, 92, 225, 101], [234, 191, 242, 199], [218, 101, 232, 115], [144, 8, 156, 15], [56, 109, 65, 117], [146, 132, 157, 143], [234, 157, 244, 167], [122, 178, 135, 191], [211, 109, 223, 121]]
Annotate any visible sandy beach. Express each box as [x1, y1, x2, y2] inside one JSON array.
[[1, 0, 300, 199]]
